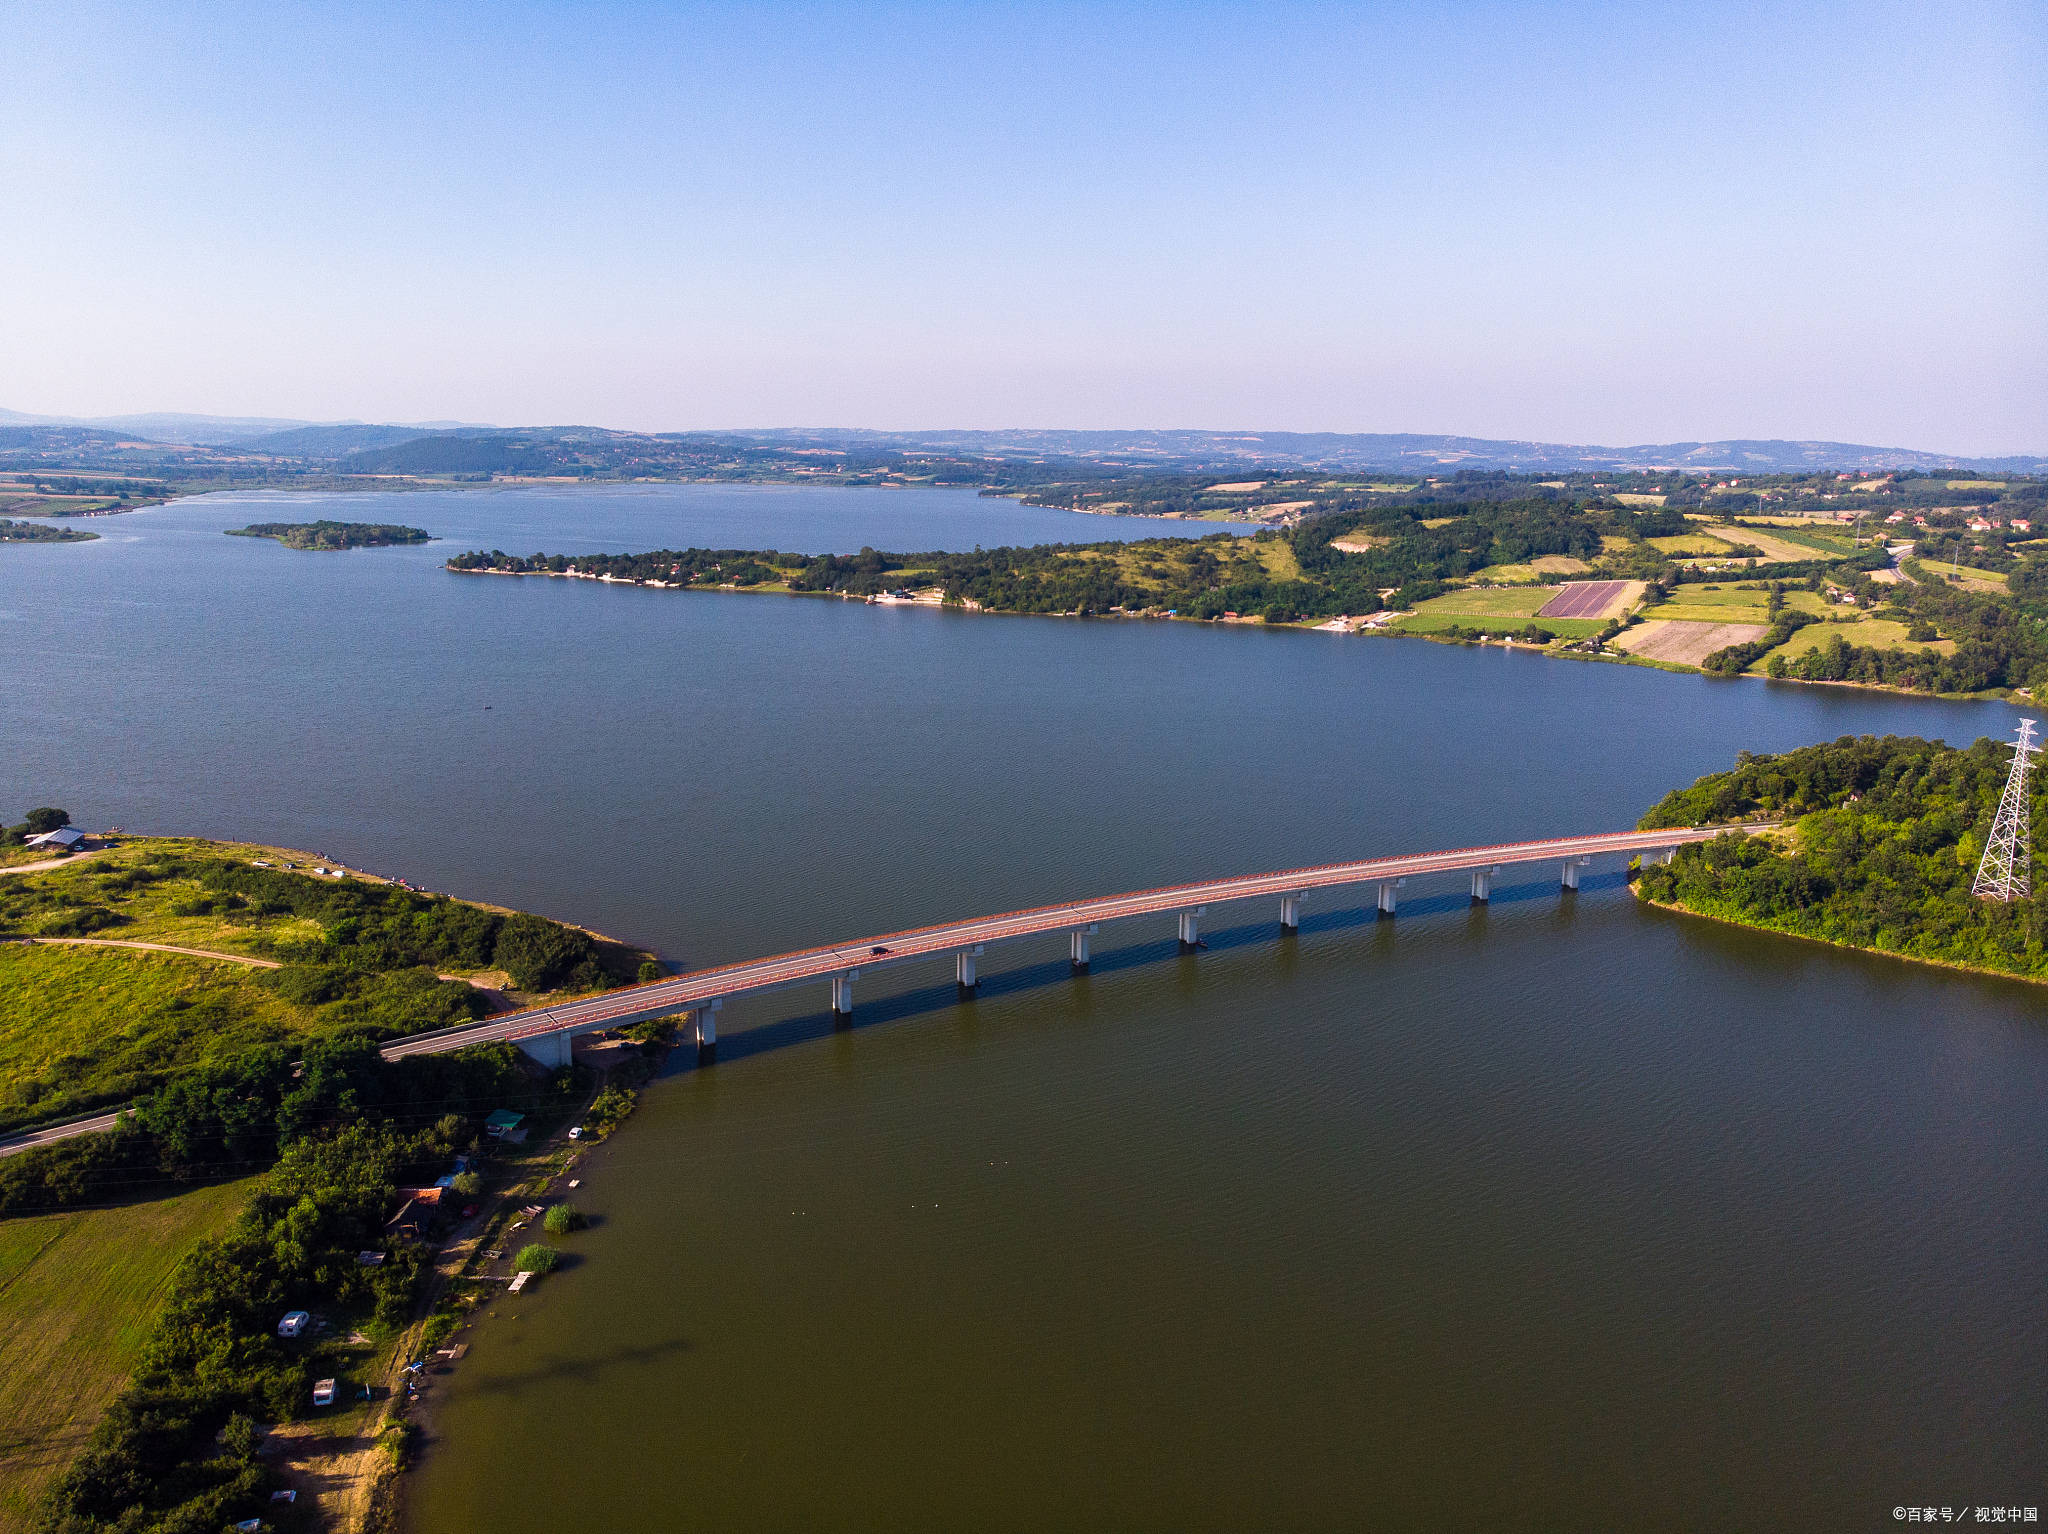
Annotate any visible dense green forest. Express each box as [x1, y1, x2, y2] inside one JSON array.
[[0, 517, 96, 542], [1636, 734, 2048, 977], [226, 520, 432, 549]]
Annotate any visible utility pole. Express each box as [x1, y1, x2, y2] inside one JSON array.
[[1972, 718, 2040, 901]]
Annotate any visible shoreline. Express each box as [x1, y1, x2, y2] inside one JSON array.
[[443, 563, 2026, 706], [0, 835, 671, 1534], [1634, 888, 2048, 988]]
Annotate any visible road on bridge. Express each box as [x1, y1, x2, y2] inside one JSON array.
[[382, 824, 1751, 1057], [1, 823, 1761, 1158]]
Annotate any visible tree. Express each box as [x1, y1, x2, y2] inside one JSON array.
[[24, 807, 70, 833]]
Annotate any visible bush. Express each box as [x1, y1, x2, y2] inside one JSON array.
[[514, 1243, 560, 1274], [636, 959, 663, 984], [542, 1204, 583, 1236], [450, 1171, 483, 1197], [24, 807, 71, 834], [582, 1084, 636, 1138], [492, 913, 605, 992]]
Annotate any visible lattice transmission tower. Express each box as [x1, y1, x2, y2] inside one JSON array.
[[1972, 717, 2040, 901]]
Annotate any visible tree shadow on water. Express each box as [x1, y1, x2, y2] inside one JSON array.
[[457, 1333, 693, 1399]]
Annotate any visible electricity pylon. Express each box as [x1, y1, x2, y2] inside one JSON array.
[[1972, 718, 2040, 901]]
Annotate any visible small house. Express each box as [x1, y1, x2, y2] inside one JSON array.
[[484, 1110, 526, 1139], [23, 827, 85, 851]]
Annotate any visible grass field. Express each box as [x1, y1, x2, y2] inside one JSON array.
[[1937, 566, 2008, 593], [1715, 522, 1857, 556], [1648, 532, 1735, 555], [0, 1180, 254, 1533], [1759, 616, 1950, 665], [1395, 611, 1606, 637], [1395, 587, 1604, 637], [1645, 587, 1828, 625], [1698, 524, 1848, 562], [0, 945, 315, 1129], [1408, 586, 1556, 618], [1468, 555, 1590, 582], [1611, 492, 1667, 506]]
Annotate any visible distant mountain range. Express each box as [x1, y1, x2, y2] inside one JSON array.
[[0, 408, 486, 445], [0, 409, 2040, 476], [736, 427, 2048, 476]]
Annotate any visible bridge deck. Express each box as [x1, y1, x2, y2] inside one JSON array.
[[383, 824, 1746, 1057]]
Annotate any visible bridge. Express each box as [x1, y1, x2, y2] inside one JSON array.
[[0, 824, 1756, 1158], [382, 824, 1750, 1069]]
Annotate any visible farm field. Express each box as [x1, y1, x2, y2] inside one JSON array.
[[1537, 579, 1642, 620], [1648, 532, 1735, 555], [1646, 587, 1829, 625], [1469, 554, 1590, 581], [1759, 617, 1952, 665], [1405, 586, 1555, 619], [0, 1180, 255, 1534], [1394, 586, 1605, 637], [1615, 619, 1768, 667], [1698, 523, 1850, 562]]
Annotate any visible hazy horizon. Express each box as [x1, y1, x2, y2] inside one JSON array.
[[6, 1, 2043, 454], [4, 405, 2043, 462]]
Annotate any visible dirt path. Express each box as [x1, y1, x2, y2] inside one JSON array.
[[12, 936, 281, 967], [0, 851, 106, 877]]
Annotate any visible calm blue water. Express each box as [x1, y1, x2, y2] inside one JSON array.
[[3, 484, 2042, 1531]]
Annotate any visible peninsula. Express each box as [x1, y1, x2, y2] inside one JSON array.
[[227, 520, 433, 549], [0, 826, 662, 1533], [1636, 734, 2047, 981], [0, 517, 95, 543], [444, 473, 2048, 698]]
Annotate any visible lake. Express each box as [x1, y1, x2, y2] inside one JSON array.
[[4, 484, 2042, 1530]]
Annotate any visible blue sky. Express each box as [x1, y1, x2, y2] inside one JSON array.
[[4, 1, 2042, 450]]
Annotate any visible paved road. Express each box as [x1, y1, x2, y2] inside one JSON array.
[[384, 824, 1754, 1057], [2, 823, 1759, 1157], [0, 1110, 125, 1154]]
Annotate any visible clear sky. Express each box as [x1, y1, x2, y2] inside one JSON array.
[[4, 1, 2043, 451]]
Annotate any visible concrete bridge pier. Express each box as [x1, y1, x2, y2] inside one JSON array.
[[831, 972, 857, 1027], [691, 999, 721, 1064], [1280, 894, 1302, 932], [1376, 879, 1405, 918], [1069, 925, 1097, 970], [1470, 865, 1499, 904], [1562, 857, 1588, 890], [1177, 907, 1205, 951], [956, 945, 983, 994], [519, 1029, 575, 1070]]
